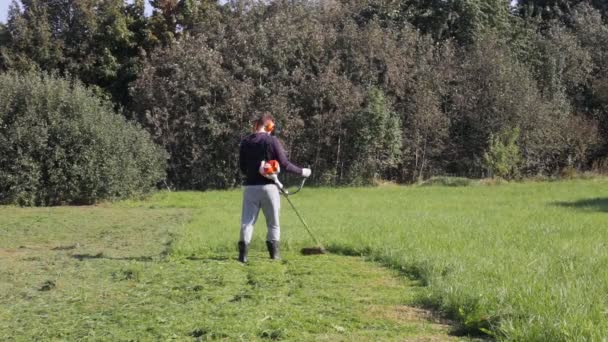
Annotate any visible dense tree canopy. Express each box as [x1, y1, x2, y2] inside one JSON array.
[[1, 0, 607, 188], [519, 0, 608, 22]]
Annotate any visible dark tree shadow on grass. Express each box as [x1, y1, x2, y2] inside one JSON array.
[[553, 198, 608, 213]]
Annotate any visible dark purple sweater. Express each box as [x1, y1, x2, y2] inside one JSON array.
[[239, 133, 302, 185]]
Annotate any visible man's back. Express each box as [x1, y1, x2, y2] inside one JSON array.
[[240, 133, 274, 186]]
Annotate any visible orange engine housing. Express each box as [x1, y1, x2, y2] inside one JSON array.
[[262, 160, 280, 175]]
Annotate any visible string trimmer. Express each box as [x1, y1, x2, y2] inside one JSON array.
[[260, 161, 326, 255]]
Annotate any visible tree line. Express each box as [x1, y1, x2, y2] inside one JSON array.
[[1, 0, 608, 191]]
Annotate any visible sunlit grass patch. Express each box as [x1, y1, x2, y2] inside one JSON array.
[[159, 178, 608, 340], [3, 178, 608, 340]]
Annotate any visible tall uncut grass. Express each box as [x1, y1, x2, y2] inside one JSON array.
[[122, 179, 608, 340]]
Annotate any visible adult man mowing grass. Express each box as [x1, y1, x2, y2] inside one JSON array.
[[238, 113, 311, 263]]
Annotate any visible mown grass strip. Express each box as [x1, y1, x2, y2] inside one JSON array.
[[1, 202, 468, 340]]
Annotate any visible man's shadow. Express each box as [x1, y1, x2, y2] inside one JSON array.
[[553, 198, 608, 212]]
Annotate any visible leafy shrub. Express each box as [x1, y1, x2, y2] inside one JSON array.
[[560, 165, 578, 179], [342, 88, 402, 185], [420, 176, 474, 187], [591, 158, 608, 174], [0, 72, 166, 206], [477, 177, 509, 186], [483, 127, 522, 180]]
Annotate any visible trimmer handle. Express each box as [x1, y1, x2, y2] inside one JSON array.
[[274, 165, 310, 196], [280, 187, 290, 196], [274, 176, 306, 196]]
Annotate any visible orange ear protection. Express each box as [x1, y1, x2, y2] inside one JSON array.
[[264, 120, 275, 133], [254, 119, 275, 133]]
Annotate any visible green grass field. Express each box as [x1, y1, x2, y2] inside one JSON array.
[[2, 179, 608, 341]]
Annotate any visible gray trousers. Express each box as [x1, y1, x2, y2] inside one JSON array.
[[240, 184, 281, 244]]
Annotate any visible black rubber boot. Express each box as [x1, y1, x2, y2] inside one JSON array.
[[238, 241, 249, 263], [266, 240, 280, 260]]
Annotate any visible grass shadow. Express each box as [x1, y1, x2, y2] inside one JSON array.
[[185, 255, 231, 261], [325, 244, 431, 285], [72, 253, 155, 262], [553, 198, 608, 212], [414, 296, 496, 340], [325, 243, 494, 341]]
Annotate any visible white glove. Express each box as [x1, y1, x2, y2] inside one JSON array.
[[302, 168, 312, 178]]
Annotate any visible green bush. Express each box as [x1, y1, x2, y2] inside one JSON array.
[[420, 176, 474, 187], [0, 72, 167, 206], [483, 127, 522, 180], [342, 88, 402, 185]]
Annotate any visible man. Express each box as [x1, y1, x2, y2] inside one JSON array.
[[238, 113, 311, 263]]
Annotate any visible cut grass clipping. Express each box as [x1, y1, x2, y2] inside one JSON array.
[[2, 178, 608, 340]]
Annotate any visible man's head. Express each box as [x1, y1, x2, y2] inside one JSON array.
[[253, 112, 275, 134]]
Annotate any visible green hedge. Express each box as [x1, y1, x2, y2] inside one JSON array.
[[0, 72, 167, 206]]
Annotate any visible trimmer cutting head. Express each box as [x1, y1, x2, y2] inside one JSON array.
[[301, 247, 327, 255]]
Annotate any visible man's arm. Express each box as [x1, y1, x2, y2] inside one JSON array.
[[270, 136, 302, 175]]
